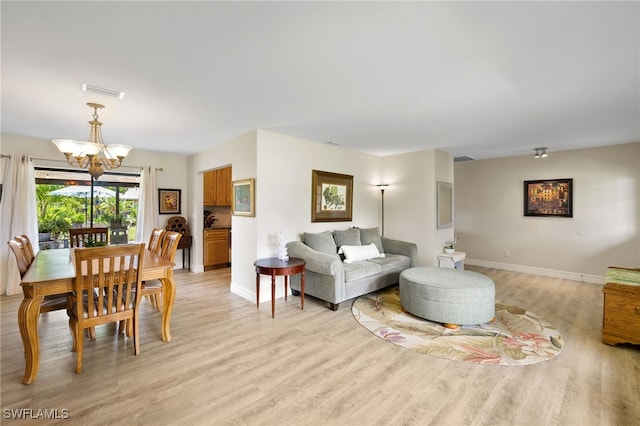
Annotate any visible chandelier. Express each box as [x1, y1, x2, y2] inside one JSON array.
[[52, 102, 132, 179]]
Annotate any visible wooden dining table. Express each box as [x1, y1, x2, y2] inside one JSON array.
[[19, 247, 176, 384]]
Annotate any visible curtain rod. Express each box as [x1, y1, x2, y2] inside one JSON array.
[[1, 154, 163, 171]]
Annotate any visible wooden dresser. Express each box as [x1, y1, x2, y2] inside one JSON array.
[[602, 267, 640, 346]]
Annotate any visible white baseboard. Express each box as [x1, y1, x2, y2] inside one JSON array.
[[465, 258, 604, 285], [230, 281, 256, 303]]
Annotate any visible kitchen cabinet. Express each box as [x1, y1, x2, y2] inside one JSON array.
[[203, 167, 231, 206], [204, 228, 230, 267], [203, 171, 215, 205]]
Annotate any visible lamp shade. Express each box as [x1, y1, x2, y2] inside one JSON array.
[[105, 144, 133, 158]]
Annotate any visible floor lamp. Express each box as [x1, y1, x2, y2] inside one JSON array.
[[377, 184, 389, 236]]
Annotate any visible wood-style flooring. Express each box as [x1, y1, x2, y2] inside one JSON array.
[[1, 266, 639, 426]]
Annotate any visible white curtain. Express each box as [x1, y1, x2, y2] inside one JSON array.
[[135, 165, 159, 244], [0, 155, 38, 295]]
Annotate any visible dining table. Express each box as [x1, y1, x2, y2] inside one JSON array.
[[18, 247, 176, 384]]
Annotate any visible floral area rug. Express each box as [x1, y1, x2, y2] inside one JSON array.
[[352, 286, 563, 365]]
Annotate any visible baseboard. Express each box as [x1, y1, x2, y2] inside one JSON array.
[[230, 281, 256, 303], [465, 258, 604, 284]]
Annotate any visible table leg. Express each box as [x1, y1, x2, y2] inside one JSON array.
[[160, 268, 176, 342], [301, 269, 305, 310], [284, 275, 288, 301], [271, 273, 276, 318], [18, 296, 43, 384], [256, 272, 260, 309]]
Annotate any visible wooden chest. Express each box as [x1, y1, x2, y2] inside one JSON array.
[[602, 267, 640, 346]]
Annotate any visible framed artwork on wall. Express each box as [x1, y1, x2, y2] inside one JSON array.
[[158, 188, 181, 215], [524, 178, 573, 217], [311, 170, 353, 222], [232, 178, 255, 217]]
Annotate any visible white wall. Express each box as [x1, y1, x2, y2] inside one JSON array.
[[381, 148, 454, 267], [454, 142, 640, 282]]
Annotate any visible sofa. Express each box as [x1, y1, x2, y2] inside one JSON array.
[[286, 227, 417, 310]]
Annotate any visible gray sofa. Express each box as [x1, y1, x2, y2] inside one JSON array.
[[286, 227, 417, 310]]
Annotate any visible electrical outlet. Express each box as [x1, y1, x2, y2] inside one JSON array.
[[504, 249, 511, 258]]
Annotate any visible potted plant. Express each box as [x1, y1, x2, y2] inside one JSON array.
[[444, 237, 458, 254]]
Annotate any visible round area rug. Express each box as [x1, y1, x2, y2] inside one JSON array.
[[352, 286, 563, 365]]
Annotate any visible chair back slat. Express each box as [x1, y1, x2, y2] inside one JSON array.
[[159, 231, 182, 262], [70, 228, 109, 248], [148, 228, 165, 255]]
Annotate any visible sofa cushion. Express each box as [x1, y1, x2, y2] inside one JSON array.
[[333, 228, 361, 249], [370, 253, 411, 272], [303, 231, 338, 256], [341, 243, 385, 263], [343, 261, 383, 282], [358, 227, 384, 254]]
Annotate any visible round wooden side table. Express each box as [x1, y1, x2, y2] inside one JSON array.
[[254, 257, 305, 318]]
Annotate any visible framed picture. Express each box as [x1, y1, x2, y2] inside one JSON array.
[[524, 178, 573, 217], [158, 188, 181, 215], [232, 178, 255, 217], [311, 170, 353, 222]]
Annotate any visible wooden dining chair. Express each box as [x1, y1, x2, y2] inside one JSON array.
[[15, 235, 35, 265], [148, 228, 165, 255], [8, 237, 70, 314], [142, 231, 182, 311], [69, 227, 109, 247], [69, 243, 145, 373]]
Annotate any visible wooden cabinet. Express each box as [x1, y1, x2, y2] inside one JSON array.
[[203, 167, 231, 206], [203, 228, 229, 267], [203, 171, 215, 205], [602, 282, 640, 346], [215, 167, 231, 206]]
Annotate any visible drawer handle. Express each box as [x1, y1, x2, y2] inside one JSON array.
[[636, 306, 640, 315]]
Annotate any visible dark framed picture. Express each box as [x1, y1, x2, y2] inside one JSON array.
[[311, 170, 353, 222], [524, 179, 573, 217], [159, 188, 181, 215], [232, 178, 255, 217]]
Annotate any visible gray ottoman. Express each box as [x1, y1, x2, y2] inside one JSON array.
[[399, 267, 495, 325]]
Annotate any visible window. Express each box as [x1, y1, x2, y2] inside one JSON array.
[[35, 168, 140, 247]]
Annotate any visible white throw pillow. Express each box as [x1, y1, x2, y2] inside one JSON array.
[[340, 243, 385, 263]]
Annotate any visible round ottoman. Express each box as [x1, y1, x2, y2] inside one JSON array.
[[399, 267, 495, 326]]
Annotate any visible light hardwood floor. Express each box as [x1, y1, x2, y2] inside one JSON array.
[[1, 266, 638, 426]]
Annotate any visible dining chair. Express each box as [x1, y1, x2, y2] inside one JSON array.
[[142, 231, 182, 311], [69, 243, 145, 373], [69, 227, 109, 247], [16, 235, 35, 265], [8, 237, 70, 314], [148, 228, 165, 255]]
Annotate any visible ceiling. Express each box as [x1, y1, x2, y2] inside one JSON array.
[[2, 1, 638, 160]]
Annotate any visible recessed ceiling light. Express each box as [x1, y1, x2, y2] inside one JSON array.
[[81, 82, 125, 99]]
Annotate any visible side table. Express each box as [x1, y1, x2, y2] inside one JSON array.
[[177, 235, 192, 270], [437, 251, 466, 270], [254, 257, 305, 318]]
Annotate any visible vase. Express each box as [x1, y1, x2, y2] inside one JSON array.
[[444, 248, 455, 254]]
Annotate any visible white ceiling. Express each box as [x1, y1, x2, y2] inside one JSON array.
[[2, 1, 638, 160]]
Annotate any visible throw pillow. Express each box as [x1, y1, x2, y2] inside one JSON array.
[[341, 243, 385, 263], [333, 228, 361, 249], [358, 227, 384, 254], [303, 231, 338, 256]]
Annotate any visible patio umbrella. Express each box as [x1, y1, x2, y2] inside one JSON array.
[[49, 185, 116, 226], [121, 187, 139, 200]]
